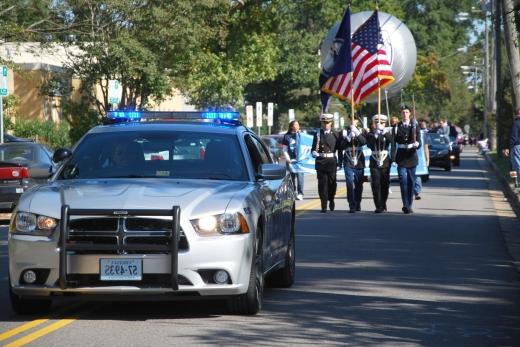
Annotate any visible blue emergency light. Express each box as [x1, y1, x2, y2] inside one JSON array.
[[106, 110, 240, 123]]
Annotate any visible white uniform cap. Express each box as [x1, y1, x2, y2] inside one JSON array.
[[320, 113, 334, 122], [372, 114, 388, 122]]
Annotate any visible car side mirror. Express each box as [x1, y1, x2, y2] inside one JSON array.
[[258, 163, 286, 180], [52, 148, 72, 163]]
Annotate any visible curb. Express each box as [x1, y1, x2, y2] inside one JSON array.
[[483, 153, 520, 273], [484, 153, 520, 217]]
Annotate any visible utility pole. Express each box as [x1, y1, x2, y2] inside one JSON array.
[[502, 0, 520, 109], [492, 0, 503, 152]]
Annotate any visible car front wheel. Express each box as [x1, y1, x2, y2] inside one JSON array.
[[227, 231, 264, 315], [9, 277, 51, 315]]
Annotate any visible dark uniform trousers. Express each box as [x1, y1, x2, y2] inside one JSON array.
[[367, 131, 392, 211], [312, 130, 339, 210], [370, 167, 390, 210]]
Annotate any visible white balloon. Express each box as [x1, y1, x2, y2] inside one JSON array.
[[320, 11, 416, 103]]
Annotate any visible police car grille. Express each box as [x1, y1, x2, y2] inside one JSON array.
[[68, 217, 188, 254]]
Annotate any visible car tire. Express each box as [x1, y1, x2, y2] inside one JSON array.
[[227, 230, 264, 315], [268, 217, 295, 288], [9, 277, 51, 315]]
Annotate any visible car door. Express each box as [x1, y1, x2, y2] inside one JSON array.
[[244, 134, 283, 268]]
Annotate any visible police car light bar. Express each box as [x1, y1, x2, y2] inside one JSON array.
[[106, 111, 240, 123]]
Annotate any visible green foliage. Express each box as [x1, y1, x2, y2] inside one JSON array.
[[62, 100, 101, 145], [8, 118, 71, 149]]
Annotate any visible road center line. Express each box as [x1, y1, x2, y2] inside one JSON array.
[[3, 319, 76, 347], [0, 320, 48, 342], [296, 187, 347, 216]]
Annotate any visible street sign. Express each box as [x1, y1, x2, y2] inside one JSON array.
[[267, 102, 273, 127], [0, 65, 8, 96], [246, 105, 254, 127], [333, 112, 339, 129], [108, 80, 122, 105], [288, 109, 295, 122], [256, 102, 262, 127]]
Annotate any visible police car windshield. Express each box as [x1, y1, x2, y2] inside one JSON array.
[[58, 131, 248, 181]]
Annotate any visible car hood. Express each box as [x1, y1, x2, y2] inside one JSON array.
[[20, 179, 250, 219]]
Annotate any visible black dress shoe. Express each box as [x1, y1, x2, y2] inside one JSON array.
[[349, 208, 356, 213], [383, 205, 387, 211], [356, 207, 361, 212], [402, 207, 410, 214], [329, 200, 335, 211], [320, 209, 327, 213], [374, 208, 383, 213], [414, 194, 421, 200]]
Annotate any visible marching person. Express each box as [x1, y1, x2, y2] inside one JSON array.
[[503, 108, 520, 189], [282, 120, 305, 200], [338, 118, 367, 213], [413, 120, 430, 200], [392, 105, 421, 214], [366, 114, 392, 213], [312, 113, 341, 213]]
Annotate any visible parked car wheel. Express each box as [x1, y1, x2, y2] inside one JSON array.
[[227, 228, 264, 315], [9, 276, 51, 315]]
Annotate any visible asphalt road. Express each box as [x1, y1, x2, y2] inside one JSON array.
[[1, 147, 519, 346]]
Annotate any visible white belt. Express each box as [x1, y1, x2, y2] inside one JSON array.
[[397, 144, 415, 149], [319, 153, 335, 158], [371, 150, 388, 155]]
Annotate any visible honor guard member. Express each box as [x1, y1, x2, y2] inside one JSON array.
[[392, 105, 421, 214], [366, 114, 392, 213], [312, 113, 341, 213], [338, 118, 367, 213]]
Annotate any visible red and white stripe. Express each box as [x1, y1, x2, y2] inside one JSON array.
[[321, 43, 393, 104]]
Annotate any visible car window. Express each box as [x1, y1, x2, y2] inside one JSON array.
[[245, 134, 272, 174], [58, 131, 248, 181], [427, 134, 448, 145], [0, 144, 35, 163]]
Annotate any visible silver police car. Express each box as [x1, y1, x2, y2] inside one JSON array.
[[8, 111, 296, 315]]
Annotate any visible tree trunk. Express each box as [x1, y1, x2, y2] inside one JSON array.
[[502, 0, 520, 109]]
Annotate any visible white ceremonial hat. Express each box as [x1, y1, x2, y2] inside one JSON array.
[[320, 113, 334, 122], [372, 114, 388, 122]]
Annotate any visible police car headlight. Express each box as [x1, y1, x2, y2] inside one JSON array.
[[192, 212, 249, 236], [13, 212, 57, 236]]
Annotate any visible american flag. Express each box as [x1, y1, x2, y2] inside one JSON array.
[[320, 7, 352, 110], [322, 10, 394, 105]]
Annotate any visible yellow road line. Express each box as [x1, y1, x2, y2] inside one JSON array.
[[3, 319, 76, 347], [0, 301, 86, 343], [296, 187, 347, 216], [0, 320, 48, 342]]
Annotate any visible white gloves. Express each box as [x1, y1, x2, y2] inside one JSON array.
[[312, 151, 318, 158], [350, 125, 361, 136], [413, 141, 420, 148]]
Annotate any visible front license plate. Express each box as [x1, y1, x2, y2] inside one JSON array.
[[100, 258, 142, 281]]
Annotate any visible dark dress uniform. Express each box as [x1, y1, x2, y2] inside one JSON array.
[[392, 122, 421, 213], [366, 127, 393, 213], [338, 128, 366, 212], [312, 129, 341, 212]]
